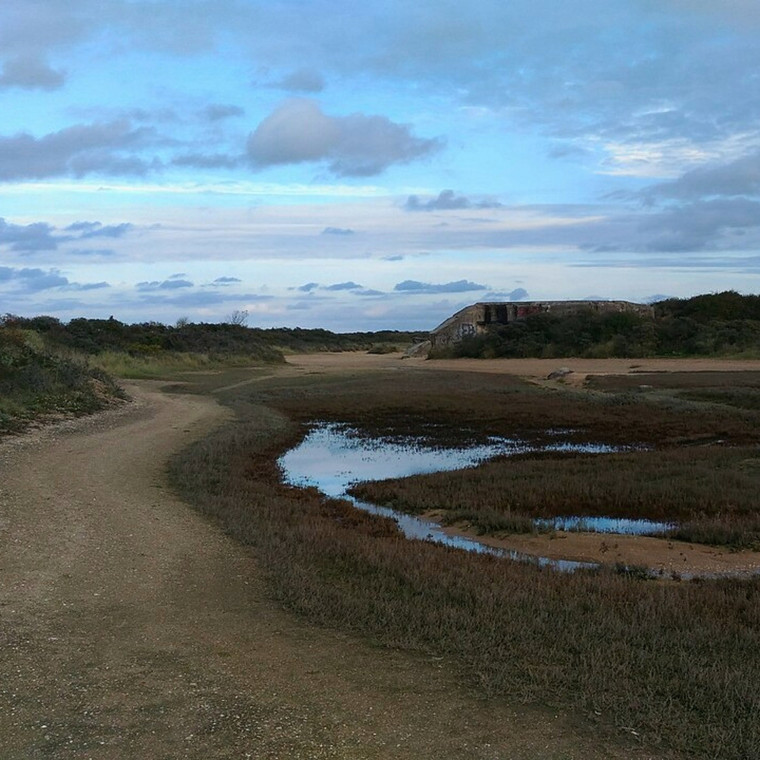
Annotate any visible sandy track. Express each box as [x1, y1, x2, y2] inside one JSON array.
[[286, 351, 760, 383], [434, 518, 760, 578], [0, 382, 654, 759]]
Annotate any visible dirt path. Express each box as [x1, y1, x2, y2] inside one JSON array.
[[286, 351, 760, 383], [0, 382, 655, 760]]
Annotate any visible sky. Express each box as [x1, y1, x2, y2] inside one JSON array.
[[2, 0, 760, 331]]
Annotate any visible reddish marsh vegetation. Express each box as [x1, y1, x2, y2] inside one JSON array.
[[352, 445, 760, 547], [170, 365, 760, 760]]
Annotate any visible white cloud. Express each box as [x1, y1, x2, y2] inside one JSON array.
[[201, 104, 245, 122], [0, 218, 58, 252], [136, 278, 194, 291], [599, 134, 760, 179], [247, 99, 442, 177], [323, 281, 362, 291], [247, 100, 339, 165], [0, 265, 109, 293], [645, 150, 760, 199]]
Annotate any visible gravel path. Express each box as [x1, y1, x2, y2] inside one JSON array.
[[0, 381, 656, 759]]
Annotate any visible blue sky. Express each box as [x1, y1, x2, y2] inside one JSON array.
[[2, 0, 760, 331]]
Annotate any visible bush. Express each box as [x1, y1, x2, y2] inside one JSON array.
[[0, 325, 125, 433]]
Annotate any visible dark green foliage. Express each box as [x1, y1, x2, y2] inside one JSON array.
[[0, 325, 126, 433], [366, 343, 399, 354], [1, 314, 285, 361], [433, 292, 760, 359], [1, 314, 421, 360], [655, 291, 760, 322], [261, 327, 421, 353]]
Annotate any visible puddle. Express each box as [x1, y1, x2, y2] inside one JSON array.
[[277, 423, 663, 571], [280, 423, 531, 498], [535, 516, 674, 535]]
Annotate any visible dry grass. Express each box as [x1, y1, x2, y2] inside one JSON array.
[[168, 367, 760, 760], [89, 349, 263, 379]]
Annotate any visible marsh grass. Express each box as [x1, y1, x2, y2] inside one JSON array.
[[587, 370, 760, 392], [169, 368, 760, 759], [260, 368, 760, 448], [352, 446, 760, 547], [677, 388, 760, 411], [587, 372, 760, 413]]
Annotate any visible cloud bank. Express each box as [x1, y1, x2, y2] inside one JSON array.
[[0, 121, 157, 181], [405, 190, 502, 212]]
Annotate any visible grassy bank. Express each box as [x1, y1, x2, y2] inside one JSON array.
[[0, 326, 126, 434], [89, 349, 270, 379], [169, 367, 760, 759]]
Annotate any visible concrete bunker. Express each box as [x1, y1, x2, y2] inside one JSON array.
[[429, 300, 653, 349]]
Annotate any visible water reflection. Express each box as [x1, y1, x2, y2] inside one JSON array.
[[280, 423, 532, 498], [279, 423, 675, 571], [536, 516, 674, 535]]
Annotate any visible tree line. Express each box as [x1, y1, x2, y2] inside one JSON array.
[[0, 314, 422, 361]]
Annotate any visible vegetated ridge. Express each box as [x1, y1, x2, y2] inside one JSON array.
[[0, 313, 421, 432], [5, 314, 422, 359], [0, 321, 126, 434], [430, 291, 760, 358]]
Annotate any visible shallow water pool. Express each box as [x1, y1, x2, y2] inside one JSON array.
[[278, 423, 675, 570]]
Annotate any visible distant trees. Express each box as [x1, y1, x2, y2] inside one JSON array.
[[655, 291, 760, 322], [2, 314, 422, 361]]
